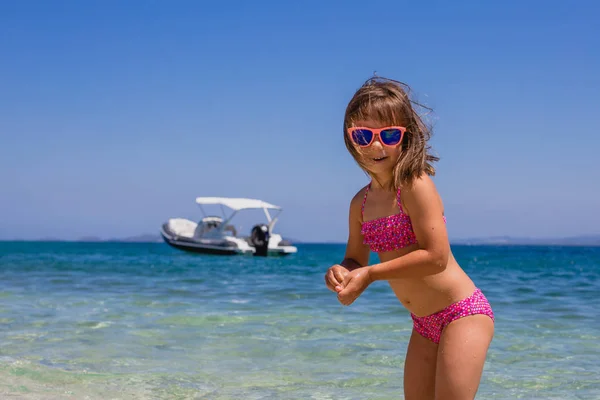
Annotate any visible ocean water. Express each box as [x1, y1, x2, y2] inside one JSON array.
[[0, 242, 598, 399]]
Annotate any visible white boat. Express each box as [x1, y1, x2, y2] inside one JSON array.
[[160, 197, 298, 256]]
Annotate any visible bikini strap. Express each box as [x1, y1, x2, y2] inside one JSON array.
[[396, 186, 404, 214], [361, 182, 371, 217]]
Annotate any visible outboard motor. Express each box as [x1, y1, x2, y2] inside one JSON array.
[[250, 224, 270, 257]]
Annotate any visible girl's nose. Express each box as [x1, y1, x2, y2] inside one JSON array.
[[370, 135, 384, 149]]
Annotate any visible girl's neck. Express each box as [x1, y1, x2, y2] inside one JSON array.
[[369, 173, 395, 191]]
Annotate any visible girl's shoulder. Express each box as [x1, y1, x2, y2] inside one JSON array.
[[349, 183, 370, 215], [399, 173, 437, 195], [350, 183, 369, 203], [399, 173, 443, 213]]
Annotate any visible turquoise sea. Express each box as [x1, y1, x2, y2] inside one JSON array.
[[0, 242, 598, 399]]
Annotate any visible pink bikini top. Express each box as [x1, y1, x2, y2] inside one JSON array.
[[360, 182, 445, 253]]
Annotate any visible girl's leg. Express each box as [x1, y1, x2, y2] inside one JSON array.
[[434, 314, 494, 400], [404, 329, 438, 400]]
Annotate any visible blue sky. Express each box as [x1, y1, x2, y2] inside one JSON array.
[[1, 1, 599, 242]]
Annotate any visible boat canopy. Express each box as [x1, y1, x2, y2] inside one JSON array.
[[195, 197, 282, 211]]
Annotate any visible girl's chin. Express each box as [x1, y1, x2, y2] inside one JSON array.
[[365, 163, 394, 174]]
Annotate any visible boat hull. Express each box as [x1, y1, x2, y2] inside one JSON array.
[[160, 231, 296, 256], [162, 238, 242, 255], [160, 229, 248, 255]]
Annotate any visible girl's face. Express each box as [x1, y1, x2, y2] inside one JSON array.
[[347, 119, 405, 175]]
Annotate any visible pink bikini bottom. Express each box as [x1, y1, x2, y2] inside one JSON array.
[[410, 288, 494, 344]]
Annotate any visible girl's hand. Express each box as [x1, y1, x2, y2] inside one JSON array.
[[325, 264, 350, 292], [337, 267, 373, 306]]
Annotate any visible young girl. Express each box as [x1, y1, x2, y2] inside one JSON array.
[[325, 76, 495, 400]]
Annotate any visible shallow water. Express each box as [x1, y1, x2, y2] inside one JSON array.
[[0, 242, 599, 399]]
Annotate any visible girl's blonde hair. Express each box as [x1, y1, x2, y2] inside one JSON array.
[[343, 76, 439, 189]]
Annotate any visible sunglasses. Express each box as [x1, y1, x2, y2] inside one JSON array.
[[347, 126, 406, 147]]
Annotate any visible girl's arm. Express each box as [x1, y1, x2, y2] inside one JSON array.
[[369, 174, 449, 281], [325, 188, 370, 292], [341, 188, 371, 270]]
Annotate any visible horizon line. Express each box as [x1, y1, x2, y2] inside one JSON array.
[[1, 235, 600, 247]]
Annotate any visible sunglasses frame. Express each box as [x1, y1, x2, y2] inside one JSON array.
[[346, 126, 407, 147]]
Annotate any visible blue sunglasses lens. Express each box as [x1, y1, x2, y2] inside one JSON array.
[[380, 129, 402, 145], [351, 129, 373, 146]]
